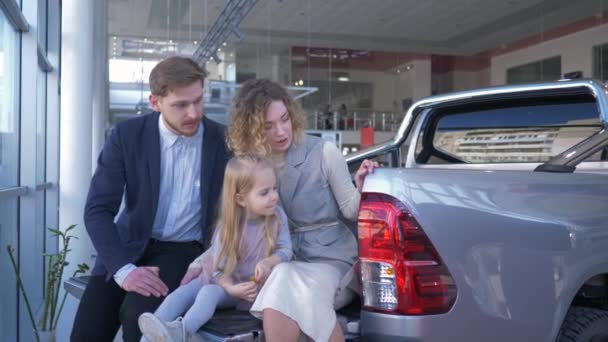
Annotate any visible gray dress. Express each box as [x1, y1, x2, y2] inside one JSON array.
[[250, 135, 360, 342]]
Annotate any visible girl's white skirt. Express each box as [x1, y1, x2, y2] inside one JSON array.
[[250, 261, 342, 342]]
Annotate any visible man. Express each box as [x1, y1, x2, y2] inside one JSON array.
[[71, 56, 230, 342]]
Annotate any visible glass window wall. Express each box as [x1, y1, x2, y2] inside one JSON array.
[[0, 8, 20, 341], [106, 0, 608, 153], [0, 11, 20, 188], [593, 42, 608, 81]]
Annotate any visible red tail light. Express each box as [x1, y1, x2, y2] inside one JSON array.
[[358, 193, 457, 315]]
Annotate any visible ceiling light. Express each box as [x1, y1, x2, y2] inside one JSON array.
[[194, 41, 198, 45], [112, 36, 116, 40], [337, 76, 350, 82], [223, 42, 227, 46]]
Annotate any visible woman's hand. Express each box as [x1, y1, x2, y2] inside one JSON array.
[[227, 281, 259, 302], [180, 266, 202, 285], [355, 159, 380, 192]]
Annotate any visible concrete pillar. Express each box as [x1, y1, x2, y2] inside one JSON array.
[[56, 1, 100, 340], [270, 54, 281, 82], [411, 59, 432, 101], [92, 0, 109, 171]]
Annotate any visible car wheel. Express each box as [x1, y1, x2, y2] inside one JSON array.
[[557, 306, 608, 342]]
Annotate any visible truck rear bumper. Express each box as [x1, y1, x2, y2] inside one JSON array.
[[360, 310, 489, 342], [360, 310, 439, 342], [360, 309, 548, 342]]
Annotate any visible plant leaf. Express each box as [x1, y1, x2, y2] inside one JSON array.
[[47, 228, 62, 236]]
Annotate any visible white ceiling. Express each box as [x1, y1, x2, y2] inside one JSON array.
[[108, 0, 607, 55]]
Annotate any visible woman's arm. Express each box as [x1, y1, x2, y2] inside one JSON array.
[[321, 142, 379, 220], [320, 142, 361, 220], [180, 248, 213, 285]]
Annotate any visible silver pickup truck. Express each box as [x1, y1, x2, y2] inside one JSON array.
[[347, 79, 608, 341], [67, 79, 608, 342]]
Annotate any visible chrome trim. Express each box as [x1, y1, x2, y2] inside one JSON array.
[[35, 182, 53, 191], [0, 186, 28, 199], [37, 44, 53, 72], [345, 80, 608, 166], [0, 0, 29, 32], [346, 141, 395, 164], [540, 128, 608, 168]]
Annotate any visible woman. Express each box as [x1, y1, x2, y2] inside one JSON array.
[[227, 79, 377, 342]]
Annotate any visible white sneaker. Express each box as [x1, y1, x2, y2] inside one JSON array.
[[138, 313, 186, 342]]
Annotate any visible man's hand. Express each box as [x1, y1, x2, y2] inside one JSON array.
[[355, 159, 380, 192], [254, 259, 273, 284], [226, 281, 258, 302], [180, 266, 203, 285], [121, 266, 169, 297]]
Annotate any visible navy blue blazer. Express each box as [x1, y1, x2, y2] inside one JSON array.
[[84, 112, 230, 278]]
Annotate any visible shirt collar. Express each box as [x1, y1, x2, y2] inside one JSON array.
[[158, 114, 204, 149]]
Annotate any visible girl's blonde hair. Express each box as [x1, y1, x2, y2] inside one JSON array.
[[227, 79, 306, 156], [214, 154, 279, 277]]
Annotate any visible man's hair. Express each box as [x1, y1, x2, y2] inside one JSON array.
[[149, 56, 208, 96]]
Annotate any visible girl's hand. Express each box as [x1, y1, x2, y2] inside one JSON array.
[[227, 281, 258, 302], [254, 259, 273, 284], [355, 159, 380, 192]]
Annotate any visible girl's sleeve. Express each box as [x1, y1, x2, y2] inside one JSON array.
[[320, 141, 361, 220], [209, 232, 225, 278], [272, 206, 293, 262]]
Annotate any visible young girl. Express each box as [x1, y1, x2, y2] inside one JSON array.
[[138, 155, 292, 342]]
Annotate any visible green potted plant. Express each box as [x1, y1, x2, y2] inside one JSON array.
[[7, 224, 89, 342]]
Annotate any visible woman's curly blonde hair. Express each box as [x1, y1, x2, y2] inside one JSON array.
[[227, 79, 306, 156]]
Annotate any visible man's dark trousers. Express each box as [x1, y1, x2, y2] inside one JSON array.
[[70, 241, 203, 342]]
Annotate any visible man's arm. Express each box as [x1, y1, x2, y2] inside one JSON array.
[[83, 125, 133, 277]]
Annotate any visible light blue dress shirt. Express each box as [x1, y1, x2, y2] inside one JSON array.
[[114, 114, 204, 285], [151, 114, 204, 241]]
